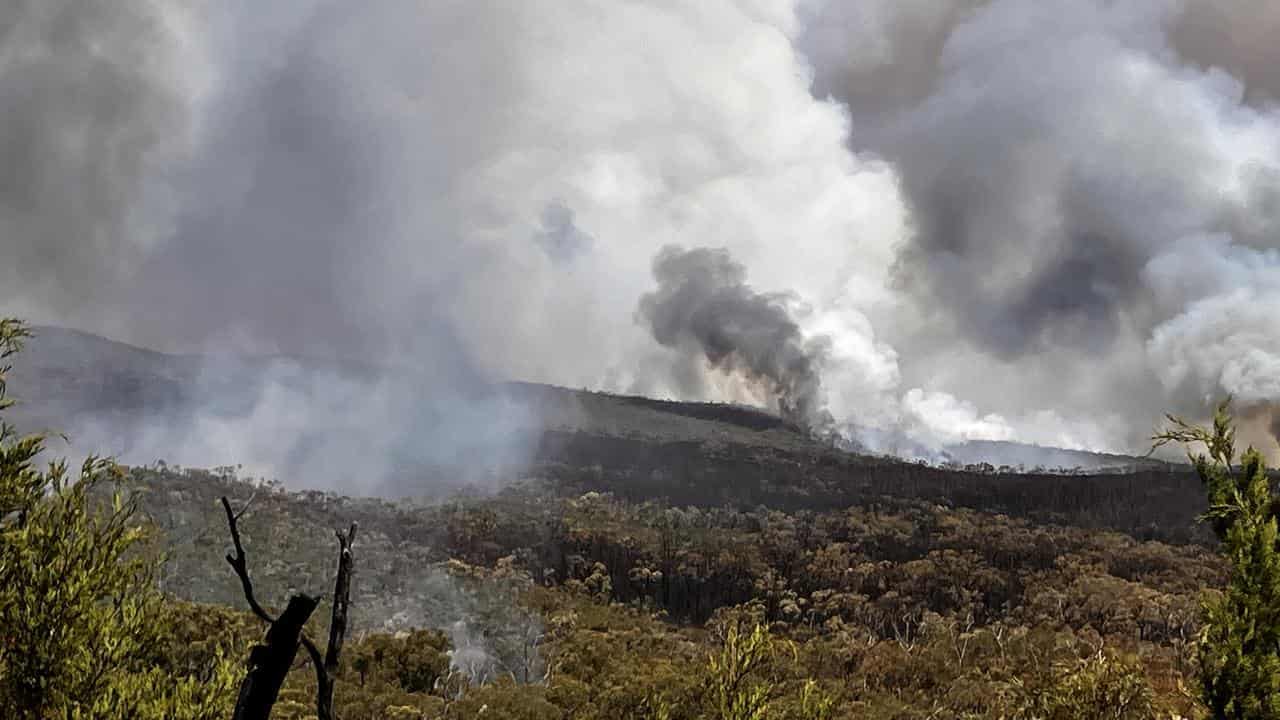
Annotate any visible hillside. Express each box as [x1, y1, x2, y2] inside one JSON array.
[[128, 465, 1222, 718], [9, 326, 1205, 542], [6, 325, 375, 438], [4, 324, 1230, 717], [10, 326, 1167, 468]]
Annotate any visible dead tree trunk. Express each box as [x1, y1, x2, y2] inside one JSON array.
[[221, 496, 358, 720], [232, 594, 319, 720], [305, 523, 357, 720]]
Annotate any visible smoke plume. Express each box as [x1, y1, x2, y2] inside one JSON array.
[[797, 0, 1280, 457], [638, 246, 831, 429], [4, 0, 1280, 478], [0, 0, 202, 330]]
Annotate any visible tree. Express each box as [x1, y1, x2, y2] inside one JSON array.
[[220, 494, 358, 720], [1154, 398, 1280, 718], [707, 620, 773, 720], [0, 318, 240, 719], [1016, 648, 1155, 720]]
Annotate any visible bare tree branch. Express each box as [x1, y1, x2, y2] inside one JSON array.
[[220, 496, 359, 720], [221, 496, 274, 624], [221, 494, 325, 720], [326, 523, 358, 672], [233, 489, 260, 521], [314, 522, 358, 720], [300, 634, 332, 719]]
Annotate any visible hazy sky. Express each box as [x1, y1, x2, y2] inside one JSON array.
[[3, 0, 1278, 464]]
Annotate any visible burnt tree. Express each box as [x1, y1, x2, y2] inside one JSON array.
[[221, 496, 358, 720], [306, 522, 357, 720]]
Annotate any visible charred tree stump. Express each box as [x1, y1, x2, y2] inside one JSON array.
[[221, 496, 358, 720], [303, 523, 357, 720], [232, 594, 319, 720]]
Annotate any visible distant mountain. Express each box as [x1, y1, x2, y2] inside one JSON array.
[[7, 325, 1169, 476], [942, 439, 1168, 473], [7, 326, 200, 428], [7, 326, 320, 438], [6, 326, 1207, 542]]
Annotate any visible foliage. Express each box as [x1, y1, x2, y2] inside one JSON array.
[[1156, 399, 1280, 718], [0, 312, 1244, 718], [0, 319, 241, 719], [792, 679, 836, 720], [125, 462, 1228, 718], [707, 619, 774, 720], [1014, 648, 1156, 720], [275, 629, 452, 720]]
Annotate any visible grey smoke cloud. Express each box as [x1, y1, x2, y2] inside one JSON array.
[[4, 0, 1279, 478], [1171, 0, 1280, 107], [3, 0, 904, 485], [797, 0, 1280, 454], [2, 0, 553, 490], [0, 0, 199, 328], [534, 200, 594, 263], [638, 246, 830, 428]]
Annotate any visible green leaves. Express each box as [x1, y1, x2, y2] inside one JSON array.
[[707, 621, 774, 720], [1156, 403, 1280, 718], [1151, 396, 1237, 472], [0, 316, 238, 720], [0, 319, 31, 414], [1016, 649, 1155, 720]]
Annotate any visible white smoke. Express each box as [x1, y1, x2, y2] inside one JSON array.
[[796, 0, 1280, 457], [5, 0, 1280, 476]]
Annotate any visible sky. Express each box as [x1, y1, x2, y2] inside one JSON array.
[[2, 0, 1278, 478]]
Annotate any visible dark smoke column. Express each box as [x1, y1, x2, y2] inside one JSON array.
[[637, 245, 832, 431]]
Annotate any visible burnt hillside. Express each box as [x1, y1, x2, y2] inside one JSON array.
[[11, 326, 1205, 542], [527, 431, 1206, 543]]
